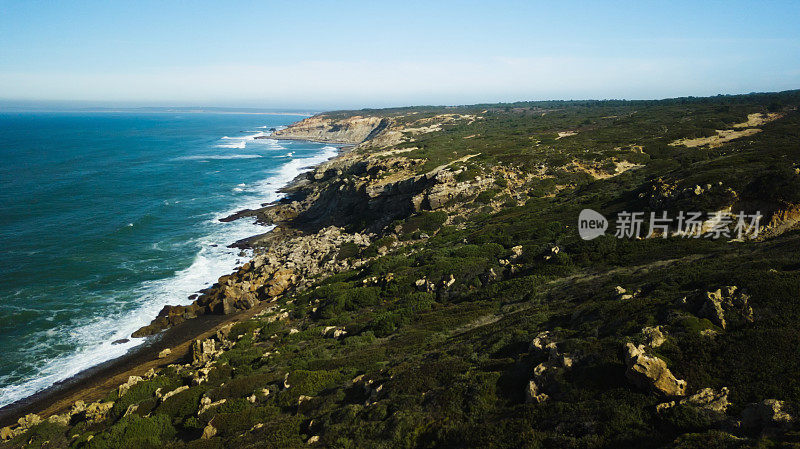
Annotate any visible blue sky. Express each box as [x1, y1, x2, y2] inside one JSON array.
[[1, 0, 799, 109]]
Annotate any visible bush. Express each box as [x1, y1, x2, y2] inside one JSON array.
[[401, 211, 448, 234], [337, 242, 361, 260], [87, 414, 176, 449], [155, 385, 207, 421], [111, 376, 182, 420]]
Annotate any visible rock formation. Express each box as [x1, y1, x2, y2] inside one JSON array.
[[623, 343, 687, 397]]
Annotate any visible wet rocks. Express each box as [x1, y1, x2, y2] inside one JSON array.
[[623, 343, 687, 397]]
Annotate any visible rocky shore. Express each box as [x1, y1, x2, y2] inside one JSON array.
[[1, 110, 497, 428], [130, 111, 507, 338], [5, 94, 800, 447]]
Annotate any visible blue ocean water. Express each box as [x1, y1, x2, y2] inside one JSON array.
[[0, 111, 336, 407]]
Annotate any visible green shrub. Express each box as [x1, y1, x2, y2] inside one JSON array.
[[111, 376, 182, 420], [337, 242, 361, 260], [87, 414, 176, 449], [401, 211, 448, 234], [154, 385, 207, 421]]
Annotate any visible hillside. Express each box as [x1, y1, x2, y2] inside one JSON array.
[[4, 90, 800, 448]]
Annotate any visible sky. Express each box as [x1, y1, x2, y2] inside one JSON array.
[[1, 0, 799, 109]]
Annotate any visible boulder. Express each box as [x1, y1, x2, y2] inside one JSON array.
[[0, 426, 17, 441], [17, 413, 41, 429], [267, 269, 296, 297], [525, 380, 549, 403], [529, 331, 552, 352], [696, 286, 754, 330], [123, 404, 139, 418], [198, 397, 226, 416], [201, 422, 217, 439], [47, 414, 70, 426], [158, 348, 171, 358], [642, 326, 666, 348], [118, 375, 143, 397], [657, 387, 730, 414], [623, 343, 686, 397], [161, 385, 189, 402], [191, 338, 219, 366], [84, 402, 113, 423]]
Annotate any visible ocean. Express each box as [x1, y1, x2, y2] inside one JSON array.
[[0, 111, 335, 408]]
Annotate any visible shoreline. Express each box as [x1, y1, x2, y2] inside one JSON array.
[[0, 133, 349, 427]]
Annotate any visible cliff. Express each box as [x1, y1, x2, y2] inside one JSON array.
[[5, 91, 800, 448], [268, 115, 390, 144]]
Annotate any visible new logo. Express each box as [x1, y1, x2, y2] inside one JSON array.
[[578, 209, 608, 240]]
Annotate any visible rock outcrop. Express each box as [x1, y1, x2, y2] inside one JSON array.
[[657, 387, 730, 414], [623, 343, 687, 397], [269, 115, 389, 144], [695, 286, 753, 330]]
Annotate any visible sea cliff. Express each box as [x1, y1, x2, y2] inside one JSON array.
[[5, 92, 800, 448]]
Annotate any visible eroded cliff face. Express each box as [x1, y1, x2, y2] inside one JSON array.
[[131, 112, 514, 337], [269, 115, 389, 144]]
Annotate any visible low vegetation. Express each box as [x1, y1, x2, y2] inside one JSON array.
[[4, 90, 800, 448]]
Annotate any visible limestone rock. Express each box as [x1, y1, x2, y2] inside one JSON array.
[[415, 278, 435, 292], [158, 348, 171, 358], [623, 343, 686, 397], [161, 385, 189, 402], [84, 402, 114, 423], [17, 413, 41, 429], [267, 268, 296, 297], [198, 397, 226, 415], [642, 326, 666, 348], [118, 375, 143, 397], [657, 387, 730, 414], [529, 331, 552, 352], [0, 426, 17, 441], [191, 338, 219, 366], [696, 286, 754, 330], [525, 380, 549, 403], [201, 422, 217, 439], [47, 414, 70, 426]]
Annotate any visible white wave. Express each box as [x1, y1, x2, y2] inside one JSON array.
[[0, 142, 340, 409], [216, 131, 266, 149], [176, 154, 262, 161], [216, 141, 246, 149]]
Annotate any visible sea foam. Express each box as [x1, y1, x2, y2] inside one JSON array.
[[0, 137, 338, 408]]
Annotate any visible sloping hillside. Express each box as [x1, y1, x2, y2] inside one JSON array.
[[4, 91, 800, 449]]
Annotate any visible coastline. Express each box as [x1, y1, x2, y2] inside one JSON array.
[[0, 134, 351, 427]]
